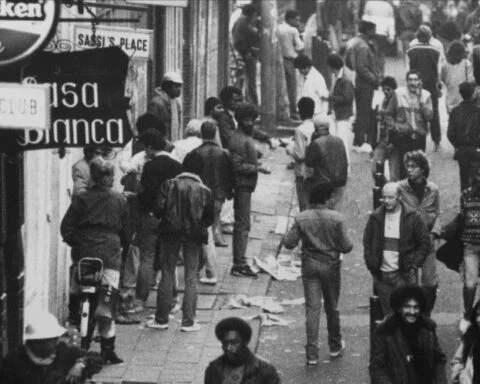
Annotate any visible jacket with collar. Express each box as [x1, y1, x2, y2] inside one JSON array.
[[228, 129, 259, 192], [153, 172, 214, 244], [363, 203, 431, 276], [397, 179, 440, 233], [183, 141, 234, 201], [204, 348, 280, 384], [330, 69, 355, 121], [147, 88, 182, 140], [370, 315, 447, 384], [347, 34, 380, 89]]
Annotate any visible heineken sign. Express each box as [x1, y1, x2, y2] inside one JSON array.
[[21, 47, 133, 149], [0, 0, 60, 67]]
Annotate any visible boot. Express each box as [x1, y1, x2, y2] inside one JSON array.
[[463, 286, 477, 319], [100, 337, 124, 364], [423, 286, 438, 317], [67, 294, 80, 326]]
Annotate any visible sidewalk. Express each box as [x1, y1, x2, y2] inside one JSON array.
[[90, 145, 296, 384]]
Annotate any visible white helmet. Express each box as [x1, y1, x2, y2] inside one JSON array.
[[24, 309, 66, 340]]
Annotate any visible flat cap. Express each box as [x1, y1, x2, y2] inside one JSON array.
[[162, 71, 183, 84]]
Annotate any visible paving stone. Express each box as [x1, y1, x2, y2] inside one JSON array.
[[122, 365, 162, 383]]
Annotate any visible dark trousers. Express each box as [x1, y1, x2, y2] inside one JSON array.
[[302, 257, 342, 360], [354, 85, 375, 146], [233, 188, 252, 266], [424, 83, 441, 144], [296, 177, 310, 212], [243, 55, 258, 106], [155, 241, 201, 327], [284, 58, 297, 116]]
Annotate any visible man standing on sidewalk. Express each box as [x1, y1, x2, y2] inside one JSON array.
[[146, 156, 214, 332], [398, 150, 441, 316], [278, 9, 305, 120], [228, 103, 270, 278], [286, 97, 315, 212], [363, 182, 431, 316], [284, 182, 353, 365], [205, 317, 280, 383], [232, 4, 261, 107]]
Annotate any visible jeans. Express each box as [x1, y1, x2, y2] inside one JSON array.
[[333, 119, 353, 170], [284, 58, 297, 116], [458, 159, 475, 192], [463, 243, 480, 289], [199, 226, 217, 278], [233, 189, 252, 266], [121, 244, 140, 297], [354, 85, 375, 146], [424, 84, 441, 144], [135, 213, 160, 303], [420, 237, 438, 287], [155, 241, 201, 327], [243, 55, 258, 106], [374, 269, 417, 317], [371, 142, 401, 182], [302, 257, 342, 360], [212, 199, 225, 243], [295, 177, 310, 212]]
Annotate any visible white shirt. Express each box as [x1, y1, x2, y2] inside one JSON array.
[[297, 67, 329, 116], [278, 22, 304, 59], [362, 1, 395, 41], [381, 209, 401, 272], [172, 136, 202, 163], [286, 119, 315, 178]]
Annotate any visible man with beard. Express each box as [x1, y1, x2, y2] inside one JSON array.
[[370, 285, 447, 384], [398, 151, 441, 317], [363, 182, 431, 316], [228, 103, 271, 278], [204, 317, 280, 384]]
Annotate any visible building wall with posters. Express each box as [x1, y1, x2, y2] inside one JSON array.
[[20, 0, 231, 325]]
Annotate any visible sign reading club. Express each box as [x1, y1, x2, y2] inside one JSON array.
[[0, 0, 60, 67]]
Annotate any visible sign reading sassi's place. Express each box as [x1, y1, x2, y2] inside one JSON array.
[[0, 0, 60, 67]]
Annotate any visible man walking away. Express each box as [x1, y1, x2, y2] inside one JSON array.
[[363, 182, 431, 316], [284, 182, 353, 366], [146, 156, 214, 332], [279, 9, 305, 120], [286, 97, 315, 212], [369, 285, 447, 384]]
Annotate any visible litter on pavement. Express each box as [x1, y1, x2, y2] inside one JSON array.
[[243, 313, 295, 327], [253, 255, 301, 281], [225, 294, 285, 313]]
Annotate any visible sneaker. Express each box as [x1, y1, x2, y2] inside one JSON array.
[[230, 265, 258, 278], [360, 143, 373, 154], [199, 276, 218, 285], [181, 322, 202, 332], [145, 319, 168, 330], [126, 303, 145, 314], [329, 340, 346, 358], [306, 359, 318, 366], [170, 302, 181, 314]]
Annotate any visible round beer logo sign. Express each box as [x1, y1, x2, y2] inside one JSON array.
[[0, 0, 60, 67]]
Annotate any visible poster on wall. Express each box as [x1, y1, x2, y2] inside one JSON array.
[[20, 46, 133, 150]]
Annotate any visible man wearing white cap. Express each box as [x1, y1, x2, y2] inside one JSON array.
[[148, 71, 183, 141], [0, 309, 103, 383]]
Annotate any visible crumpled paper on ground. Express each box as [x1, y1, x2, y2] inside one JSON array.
[[280, 297, 305, 306], [242, 313, 295, 327], [253, 255, 301, 281], [225, 294, 285, 314]]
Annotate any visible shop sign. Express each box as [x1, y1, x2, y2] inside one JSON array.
[[73, 26, 152, 59], [20, 47, 133, 150], [126, 0, 188, 7], [0, 0, 60, 67], [0, 83, 50, 130]]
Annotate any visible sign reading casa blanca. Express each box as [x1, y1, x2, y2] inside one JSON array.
[[20, 47, 133, 149]]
